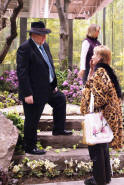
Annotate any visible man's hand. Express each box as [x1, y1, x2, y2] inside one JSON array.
[[53, 87, 58, 93], [54, 87, 58, 92], [25, 95, 34, 104]]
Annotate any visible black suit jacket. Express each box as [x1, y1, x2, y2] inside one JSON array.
[[16, 38, 57, 104]]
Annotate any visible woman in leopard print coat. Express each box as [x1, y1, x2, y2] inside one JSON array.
[[81, 45, 123, 185]]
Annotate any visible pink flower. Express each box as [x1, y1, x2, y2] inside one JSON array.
[[93, 128, 97, 135], [72, 93, 76, 98], [73, 69, 78, 74], [62, 81, 68, 86], [101, 127, 106, 133], [79, 80, 83, 85], [62, 90, 69, 96]]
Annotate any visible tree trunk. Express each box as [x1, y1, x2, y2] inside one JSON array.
[[20, 17, 27, 45], [0, 0, 23, 63], [68, 19, 73, 70], [55, 0, 70, 70], [103, 7, 106, 45]]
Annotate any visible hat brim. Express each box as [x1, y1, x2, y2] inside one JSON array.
[[27, 28, 51, 35]]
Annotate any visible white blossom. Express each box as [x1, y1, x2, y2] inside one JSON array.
[[12, 164, 22, 173], [64, 160, 68, 164], [44, 159, 57, 170]]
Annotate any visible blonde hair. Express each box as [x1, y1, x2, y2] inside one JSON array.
[[87, 24, 100, 38], [94, 45, 112, 65]]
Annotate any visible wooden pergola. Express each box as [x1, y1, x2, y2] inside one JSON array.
[[2, 0, 113, 19], [0, 0, 113, 66]]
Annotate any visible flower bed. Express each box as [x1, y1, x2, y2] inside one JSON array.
[[61, 66, 82, 105], [1, 157, 123, 185], [0, 70, 18, 92]]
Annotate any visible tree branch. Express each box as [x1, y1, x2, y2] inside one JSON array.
[[0, 0, 23, 63], [55, 0, 67, 33], [3, 0, 12, 13]]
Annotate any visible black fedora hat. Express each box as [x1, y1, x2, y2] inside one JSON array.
[[28, 21, 51, 35]]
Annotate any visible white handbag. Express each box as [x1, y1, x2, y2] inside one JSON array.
[[82, 92, 114, 145]]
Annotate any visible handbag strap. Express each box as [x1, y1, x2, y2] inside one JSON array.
[[89, 92, 94, 113]]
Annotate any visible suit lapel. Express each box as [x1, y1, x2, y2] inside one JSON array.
[[29, 38, 47, 63], [29, 39, 55, 72]]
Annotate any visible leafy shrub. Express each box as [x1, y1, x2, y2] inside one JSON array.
[[0, 70, 18, 92], [61, 66, 83, 105], [0, 91, 21, 108], [113, 53, 124, 92], [0, 168, 8, 185], [5, 112, 24, 152], [55, 69, 68, 90]]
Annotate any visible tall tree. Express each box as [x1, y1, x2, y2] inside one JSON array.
[[103, 7, 106, 45], [55, 0, 71, 70], [0, 0, 23, 63], [20, 17, 27, 45], [68, 19, 73, 70]]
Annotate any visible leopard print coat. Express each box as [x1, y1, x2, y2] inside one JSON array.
[[80, 67, 123, 149]]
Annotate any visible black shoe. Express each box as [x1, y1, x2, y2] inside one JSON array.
[[106, 180, 111, 184], [52, 130, 72, 136], [84, 177, 106, 185], [84, 177, 97, 185], [25, 148, 46, 155], [106, 179, 111, 184]]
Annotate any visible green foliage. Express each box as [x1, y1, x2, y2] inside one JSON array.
[[0, 91, 20, 108], [63, 168, 74, 176], [0, 168, 8, 185], [61, 66, 82, 105], [4, 112, 24, 152], [4, 49, 17, 64], [113, 51, 124, 91], [8, 156, 124, 183], [0, 91, 20, 109], [0, 70, 18, 92], [1, 1, 124, 93], [10, 158, 60, 179], [55, 69, 68, 90]]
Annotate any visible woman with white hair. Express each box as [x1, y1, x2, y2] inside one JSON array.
[[80, 45, 123, 185]]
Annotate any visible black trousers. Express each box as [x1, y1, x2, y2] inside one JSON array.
[[88, 143, 111, 185], [23, 90, 66, 149]]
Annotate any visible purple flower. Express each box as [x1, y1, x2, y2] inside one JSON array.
[[93, 128, 97, 136], [68, 91, 73, 95], [0, 77, 4, 80], [62, 90, 69, 96], [72, 93, 77, 98], [6, 78, 11, 82], [62, 81, 68, 86], [79, 80, 83, 85], [101, 127, 106, 133], [73, 69, 78, 74], [70, 85, 74, 90]]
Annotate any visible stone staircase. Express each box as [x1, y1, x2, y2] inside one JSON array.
[[1, 104, 123, 176], [13, 112, 124, 171], [13, 113, 92, 169]]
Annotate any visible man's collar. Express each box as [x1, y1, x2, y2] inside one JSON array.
[[31, 38, 44, 48]]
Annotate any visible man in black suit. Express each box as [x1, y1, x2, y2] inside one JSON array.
[[16, 21, 72, 155]]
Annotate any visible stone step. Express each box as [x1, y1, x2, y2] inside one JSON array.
[[37, 131, 86, 148], [0, 104, 81, 116], [13, 148, 90, 170], [13, 148, 124, 170], [38, 115, 84, 131]]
